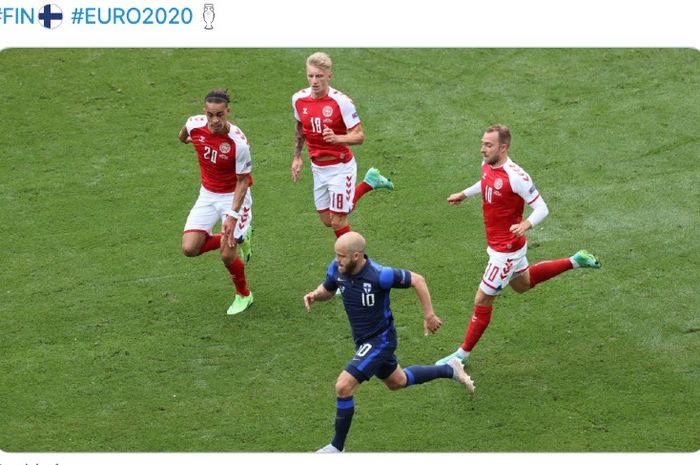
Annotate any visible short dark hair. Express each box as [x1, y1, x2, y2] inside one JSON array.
[[205, 88, 230, 105], [486, 124, 511, 146]]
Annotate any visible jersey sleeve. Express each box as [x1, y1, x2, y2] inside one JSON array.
[[322, 260, 339, 292], [235, 143, 252, 175], [462, 180, 481, 197], [229, 126, 252, 175], [378, 267, 412, 290], [291, 89, 307, 122], [185, 115, 207, 134], [292, 96, 300, 122], [336, 93, 361, 129], [509, 165, 541, 205]]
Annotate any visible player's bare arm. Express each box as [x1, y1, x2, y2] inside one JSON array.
[[409, 271, 442, 335], [291, 121, 306, 182], [223, 173, 252, 247], [178, 126, 192, 144], [303, 284, 334, 310], [322, 123, 365, 146]]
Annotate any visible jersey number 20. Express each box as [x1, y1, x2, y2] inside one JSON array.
[[203, 146, 218, 164]]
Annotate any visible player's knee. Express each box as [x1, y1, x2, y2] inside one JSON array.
[[181, 244, 200, 257], [474, 293, 489, 306], [330, 215, 348, 230], [509, 274, 531, 294], [318, 212, 332, 227], [220, 246, 236, 265], [386, 380, 404, 391], [334, 380, 354, 398]]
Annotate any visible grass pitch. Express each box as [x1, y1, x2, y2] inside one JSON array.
[[0, 48, 698, 453]]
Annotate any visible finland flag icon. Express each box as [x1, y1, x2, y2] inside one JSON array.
[[38, 4, 63, 29]]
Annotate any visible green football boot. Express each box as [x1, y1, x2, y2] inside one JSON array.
[[226, 292, 254, 315], [435, 350, 466, 366], [238, 228, 253, 264], [571, 250, 601, 269], [363, 167, 394, 190]]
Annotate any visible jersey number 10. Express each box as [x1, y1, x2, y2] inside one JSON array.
[[361, 293, 375, 307]]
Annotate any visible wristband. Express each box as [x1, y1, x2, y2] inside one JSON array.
[[226, 209, 240, 219]]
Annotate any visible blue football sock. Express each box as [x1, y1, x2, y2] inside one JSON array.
[[331, 396, 354, 451], [404, 365, 452, 387]]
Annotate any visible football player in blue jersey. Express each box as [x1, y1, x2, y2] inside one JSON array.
[[303, 231, 475, 453]]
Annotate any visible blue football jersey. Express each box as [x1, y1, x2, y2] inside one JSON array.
[[322, 256, 412, 345]]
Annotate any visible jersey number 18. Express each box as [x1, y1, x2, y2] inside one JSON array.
[[310, 117, 323, 133]]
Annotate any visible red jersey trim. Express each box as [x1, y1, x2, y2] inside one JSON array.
[[310, 154, 355, 166], [183, 229, 209, 235], [527, 193, 541, 205]]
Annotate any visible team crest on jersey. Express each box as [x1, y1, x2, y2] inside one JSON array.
[[198, 136, 206, 143], [494, 178, 503, 190], [322, 105, 334, 118], [339, 285, 345, 294], [219, 142, 231, 154], [363, 283, 372, 293]]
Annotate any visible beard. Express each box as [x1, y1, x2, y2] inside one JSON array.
[[340, 258, 358, 275]]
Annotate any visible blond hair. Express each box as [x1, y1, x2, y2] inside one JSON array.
[[306, 51, 332, 72]]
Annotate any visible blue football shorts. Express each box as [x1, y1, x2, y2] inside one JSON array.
[[344, 333, 398, 382]]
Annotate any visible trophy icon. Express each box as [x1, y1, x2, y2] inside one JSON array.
[[203, 4, 215, 30]]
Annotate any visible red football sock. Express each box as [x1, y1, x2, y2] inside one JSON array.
[[226, 257, 250, 296], [460, 305, 493, 352], [334, 225, 351, 238], [528, 258, 573, 288], [353, 181, 373, 205], [198, 233, 222, 255]]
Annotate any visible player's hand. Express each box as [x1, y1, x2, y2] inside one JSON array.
[[222, 216, 237, 248], [291, 157, 303, 182], [447, 193, 465, 205], [303, 292, 315, 311], [322, 126, 338, 144], [423, 313, 442, 336], [509, 220, 531, 237]]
